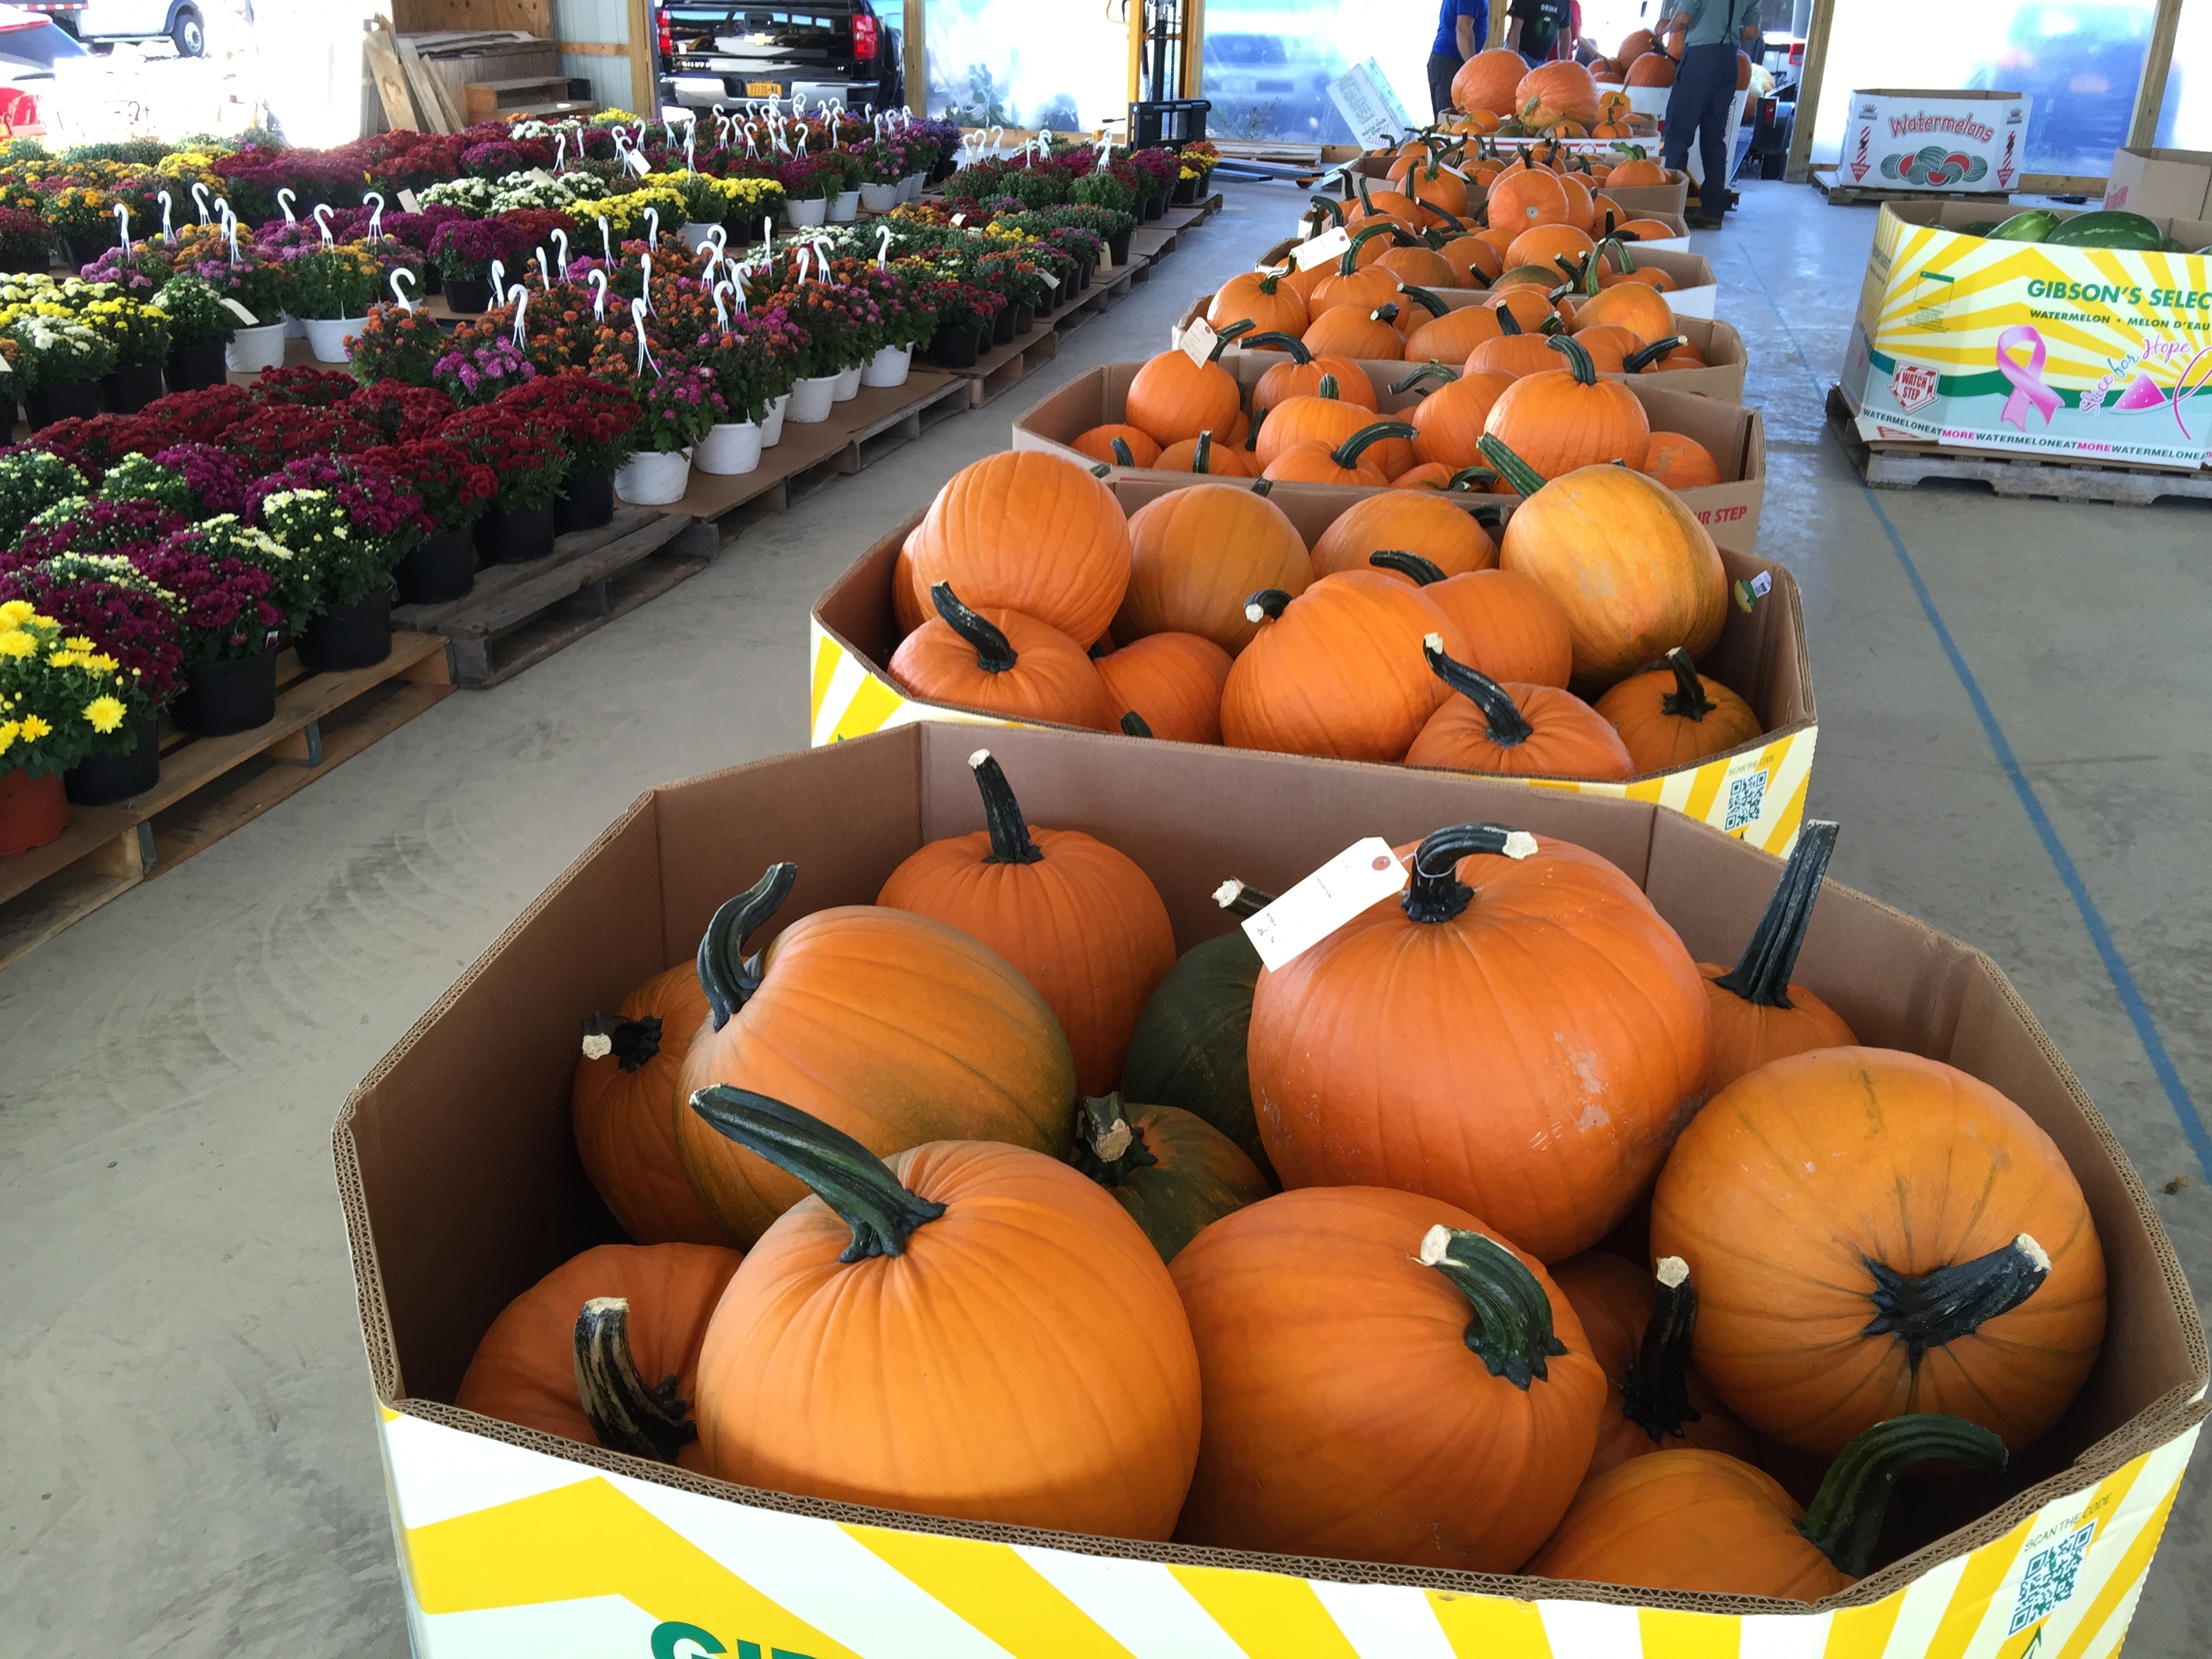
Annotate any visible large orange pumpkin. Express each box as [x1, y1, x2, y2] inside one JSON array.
[[1575, 272, 1676, 344], [689, 1088, 1200, 1537], [673, 863, 1079, 1245], [1481, 335, 1652, 476], [1693, 820, 1860, 1094], [1466, 304, 1571, 380], [1262, 419, 1418, 486], [907, 451, 1131, 645], [1376, 241, 1458, 289], [1404, 639, 1636, 780], [1206, 266, 1309, 337], [1308, 226, 1407, 322], [1069, 424, 1161, 469], [1302, 301, 1411, 363], [879, 751, 1175, 1095], [1406, 363, 1516, 468], [572, 965, 724, 1246], [1126, 321, 1256, 445], [1653, 1047, 2108, 1456], [890, 531, 927, 637], [1593, 647, 1761, 772], [1387, 155, 1471, 221], [1311, 489, 1495, 577], [1617, 27, 1656, 60], [889, 583, 1115, 729], [1435, 232, 1505, 287], [1486, 165, 1569, 232], [455, 1242, 745, 1469], [1250, 819, 1712, 1261], [1116, 481, 1313, 653], [1494, 462, 1727, 686], [1624, 52, 1676, 87], [1507, 222, 1597, 271], [1421, 567, 1575, 687], [1606, 154, 1671, 187], [1152, 429, 1262, 479], [1244, 333, 1377, 411], [1254, 380, 1370, 472], [1172, 1187, 1606, 1569], [1452, 46, 1532, 117], [1517, 60, 1601, 129], [1095, 629, 1233, 743], [1403, 302, 1506, 366], [1641, 430, 1723, 489]]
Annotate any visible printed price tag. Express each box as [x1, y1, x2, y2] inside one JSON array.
[[1180, 317, 1220, 369], [397, 189, 422, 213], [220, 298, 260, 325], [1732, 570, 1773, 613], [950, 213, 966, 226], [1241, 838, 1408, 971], [1040, 270, 1059, 289], [1292, 225, 1351, 270], [625, 148, 653, 176], [1441, 162, 1469, 180], [526, 167, 556, 185]]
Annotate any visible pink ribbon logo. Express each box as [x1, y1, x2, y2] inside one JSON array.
[[1996, 325, 2061, 431]]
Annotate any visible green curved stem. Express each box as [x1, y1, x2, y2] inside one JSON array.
[[1625, 334, 1687, 373], [1496, 301, 1525, 336], [1213, 877, 1276, 917], [1713, 819, 1839, 1010], [1658, 647, 1716, 720], [967, 749, 1043, 865], [1443, 464, 1500, 493], [1332, 419, 1418, 470], [1247, 405, 1267, 449], [1073, 1092, 1160, 1188], [1619, 1256, 1704, 1443], [1391, 362, 1455, 396], [1244, 330, 1310, 360], [1418, 1226, 1568, 1389], [573, 1296, 698, 1464], [1402, 819, 1534, 923], [696, 861, 796, 1031], [1422, 635, 1532, 747], [1306, 194, 1344, 229], [1475, 434, 1546, 497], [1315, 372, 1340, 401], [1249, 476, 1274, 496], [931, 581, 1017, 672], [1798, 1414, 2008, 1578], [1204, 318, 1255, 363], [1862, 1233, 2050, 1372], [1547, 333, 1598, 384], [1191, 430, 1214, 474], [1398, 283, 1446, 318], [1109, 436, 1134, 466], [687, 1085, 947, 1261], [1370, 300, 1401, 328], [1370, 548, 1444, 584], [581, 1010, 662, 1073], [1245, 588, 1292, 623], [1340, 222, 1393, 276], [1120, 709, 1153, 737]]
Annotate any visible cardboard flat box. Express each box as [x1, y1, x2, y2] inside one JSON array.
[[2104, 146, 2212, 220], [812, 469, 1803, 846], [1014, 362, 1767, 556], [1624, 87, 1750, 187], [340, 720, 2205, 1654], [1837, 89, 2031, 194], [1837, 201, 2212, 468]]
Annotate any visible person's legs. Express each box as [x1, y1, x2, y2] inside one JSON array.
[[1666, 43, 1732, 221], [1428, 52, 1460, 119], [1696, 44, 1736, 214], [1660, 56, 1705, 173]]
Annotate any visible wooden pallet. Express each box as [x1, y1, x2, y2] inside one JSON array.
[[1826, 386, 2212, 507], [393, 508, 713, 689], [668, 371, 971, 543], [0, 633, 453, 971], [1054, 255, 1151, 330], [955, 328, 1061, 408], [1811, 167, 2011, 210]]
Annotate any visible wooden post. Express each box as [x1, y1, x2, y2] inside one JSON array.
[[904, 0, 925, 115], [626, 0, 655, 116], [2127, 0, 2186, 148], [1181, 0, 1204, 101], [364, 23, 419, 131], [1127, 0, 1143, 106], [1784, 0, 1834, 184]]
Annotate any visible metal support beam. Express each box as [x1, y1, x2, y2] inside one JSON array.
[[2128, 0, 2186, 148], [1784, 0, 1834, 184], [1181, 0, 1204, 100]]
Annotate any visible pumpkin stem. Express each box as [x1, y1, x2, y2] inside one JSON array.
[[1475, 434, 1547, 497], [1331, 419, 1418, 469], [1306, 194, 1344, 228], [1244, 331, 1310, 361], [1618, 1256, 1704, 1443], [1398, 283, 1446, 318], [1204, 319, 1256, 363], [1713, 819, 1839, 1010], [1422, 634, 1534, 747], [1371, 301, 1401, 327], [1443, 464, 1500, 493], [1547, 333, 1599, 384], [581, 1011, 661, 1072], [1417, 1225, 1569, 1390], [1316, 373, 1340, 401], [572, 1296, 699, 1464], [1247, 406, 1267, 449], [1427, 205, 1469, 232], [1191, 430, 1214, 474], [1213, 877, 1275, 917], [1797, 1414, 2009, 1578], [1370, 549, 1445, 584], [967, 749, 1044, 865], [1120, 710, 1154, 737], [1244, 588, 1292, 623], [687, 1085, 948, 1261], [1340, 222, 1393, 275], [930, 581, 1017, 673], [1624, 334, 1687, 373], [1250, 477, 1275, 497], [1109, 436, 1134, 466], [1255, 266, 1284, 295], [697, 861, 798, 1031], [1390, 363, 1455, 396], [1861, 1234, 2052, 1374], [1073, 1092, 1160, 1188], [1496, 303, 1524, 336], [1658, 647, 1717, 720], [1402, 819, 1538, 923]]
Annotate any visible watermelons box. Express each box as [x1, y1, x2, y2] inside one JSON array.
[[1837, 90, 2031, 194], [337, 723, 2204, 1655], [1837, 201, 2212, 467]]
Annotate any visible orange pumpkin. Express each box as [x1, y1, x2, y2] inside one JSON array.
[[1507, 222, 1596, 271], [1069, 423, 1162, 469], [1517, 60, 1601, 129], [1117, 481, 1314, 654], [1568, 321, 1647, 374], [1311, 489, 1496, 577], [1174, 1189, 1606, 1570], [1737, 48, 1753, 90], [1597, 87, 1633, 120], [1096, 629, 1234, 743], [1206, 266, 1309, 337], [1574, 277, 1677, 346], [1593, 647, 1762, 772], [1262, 419, 1418, 486], [1465, 305, 1570, 380], [1404, 638, 1635, 780], [1613, 216, 1681, 243], [1624, 52, 1676, 87], [1481, 335, 1652, 474], [889, 584, 1115, 730], [1309, 226, 1407, 321], [1654, 1047, 2108, 1456], [689, 1088, 1200, 1538], [907, 451, 1131, 645], [1486, 165, 1568, 233], [1435, 232, 1504, 287], [1249, 819, 1713, 1262], [1402, 302, 1505, 366], [1245, 332, 1378, 411], [1376, 242, 1458, 289], [1692, 819, 1860, 1095], [1303, 301, 1410, 361], [1617, 27, 1656, 60], [1389, 156, 1471, 220], [1126, 320, 1256, 445], [456, 1242, 745, 1470], [890, 532, 927, 636], [880, 751, 1175, 1095], [573, 965, 724, 1246], [1374, 560, 1573, 689], [1488, 283, 1561, 332], [1606, 155, 1671, 187], [1404, 362, 1516, 469], [1391, 461, 1458, 489], [1557, 169, 1598, 234], [1452, 46, 1532, 117], [1153, 429, 1262, 479], [1254, 374, 1372, 470], [1641, 430, 1723, 489]]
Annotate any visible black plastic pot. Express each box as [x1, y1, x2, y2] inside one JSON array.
[[1140, 194, 1163, 222], [474, 500, 556, 565], [1109, 227, 1132, 264], [173, 647, 278, 737], [64, 714, 160, 805], [102, 361, 165, 413], [420, 264, 443, 295], [1173, 173, 1200, 206], [991, 302, 1019, 346], [297, 590, 393, 672], [1013, 302, 1035, 336], [445, 275, 494, 314], [928, 326, 981, 369], [394, 527, 477, 605], [62, 230, 118, 270], [555, 469, 615, 533], [24, 380, 101, 429], [1077, 259, 1094, 291], [166, 340, 230, 391]]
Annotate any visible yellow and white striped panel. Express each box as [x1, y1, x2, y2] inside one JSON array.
[[377, 1407, 2198, 1659], [808, 622, 1816, 855]]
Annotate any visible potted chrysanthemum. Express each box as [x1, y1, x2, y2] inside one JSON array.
[[0, 598, 142, 852]]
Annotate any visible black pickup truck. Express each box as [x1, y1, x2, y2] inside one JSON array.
[[655, 1, 903, 117]]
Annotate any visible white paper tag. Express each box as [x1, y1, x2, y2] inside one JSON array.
[[1746, 570, 1773, 598], [625, 148, 652, 176], [397, 188, 422, 213], [220, 298, 260, 325], [1242, 838, 1408, 971], [527, 167, 556, 185], [1292, 226, 1351, 270], [1040, 270, 1059, 289], [1180, 317, 1220, 369], [1441, 162, 1469, 180], [950, 213, 966, 226]]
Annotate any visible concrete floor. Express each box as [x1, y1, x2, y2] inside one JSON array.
[[2, 180, 2209, 1655]]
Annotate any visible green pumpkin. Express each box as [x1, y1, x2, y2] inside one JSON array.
[[1074, 1094, 1271, 1263], [1119, 927, 1271, 1180]]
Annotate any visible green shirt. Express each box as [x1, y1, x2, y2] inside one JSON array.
[[1673, 0, 1760, 47]]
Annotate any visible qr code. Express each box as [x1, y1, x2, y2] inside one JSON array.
[[2009, 1521, 2097, 1635], [1723, 769, 1768, 832]]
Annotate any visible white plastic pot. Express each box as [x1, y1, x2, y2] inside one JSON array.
[[859, 182, 901, 213], [614, 448, 693, 506], [829, 189, 861, 222], [760, 392, 790, 447], [282, 310, 306, 339], [301, 316, 363, 363], [694, 420, 762, 476], [901, 172, 924, 201], [680, 221, 721, 253], [832, 363, 863, 401], [861, 343, 912, 388], [786, 373, 838, 423], [225, 321, 288, 373], [784, 196, 829, 227]]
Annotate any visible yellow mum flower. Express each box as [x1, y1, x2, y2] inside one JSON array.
[[0, 720, 16, 752], [62, 634, 97, 652], [83, 695, 126, 734], [85, 653, 118, 672], [0, 630, 34, 658], [0, 598, 33, 625], [19, 713, 51, 740], [47, 650, 81, 668]]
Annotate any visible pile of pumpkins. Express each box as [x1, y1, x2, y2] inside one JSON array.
[[876, 447, 1753, 777], [1444, 33, 1752, 125], [460, 777, 2108, 1600]]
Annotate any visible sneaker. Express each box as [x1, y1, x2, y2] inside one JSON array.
[[1688, 212, 1725, 229]]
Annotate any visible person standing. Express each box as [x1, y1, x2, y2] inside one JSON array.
[[1662, 0, 1761, 227], [1506, 0, 1574, 66], [1428, 0, 1490, 119]]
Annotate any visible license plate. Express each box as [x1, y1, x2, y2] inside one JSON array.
[[746, 81, 781, 96]]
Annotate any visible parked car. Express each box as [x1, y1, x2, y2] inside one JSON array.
[[1201, 30, 1348, 145], [655, 1, 902, 116], [1970, 0, 2147, 175], [0, 2, 85, 131], [75, 0, 199, 56]]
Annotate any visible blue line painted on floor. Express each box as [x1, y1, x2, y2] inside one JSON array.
[[1736, 239, 2212, 1174]]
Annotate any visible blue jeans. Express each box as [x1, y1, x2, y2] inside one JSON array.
[[1662, 41, 1739, 211]]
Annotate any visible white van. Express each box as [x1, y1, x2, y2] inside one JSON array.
[[75, 0, 201, 56]]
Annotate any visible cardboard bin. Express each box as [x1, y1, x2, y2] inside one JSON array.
[[811, 471, 1806, 848], [1835, 89, 2032, 195], [2104, 146, 2212, 220], [1264, 230, 1719, 318], [340, 720, 2205, 1656], [1012, 363, 1768, 556]]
